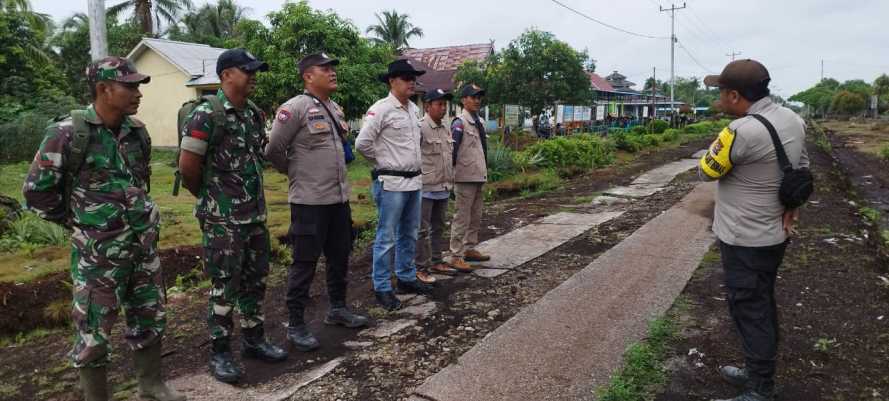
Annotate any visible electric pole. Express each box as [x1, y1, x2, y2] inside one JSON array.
[[88, 0, 108, 60], [726, 51, 742, 61], [651, 67, 657, 119], [660, 2, 686, 124], [820, 59, 824, 82]]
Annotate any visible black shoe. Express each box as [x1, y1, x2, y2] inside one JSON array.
[[714, 389, 773, 401], [209, 340, 242, 384], [375, 291, 402, 311], [324, 307, 369, 328], [241, 327, 288, 362], [286, 324, 320, 352], [719, 365, 750, 388], [395, 279, 433, 295]]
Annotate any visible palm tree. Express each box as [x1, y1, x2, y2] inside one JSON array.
[[108, 0, 192, 34], [366, 10, 423, 52]]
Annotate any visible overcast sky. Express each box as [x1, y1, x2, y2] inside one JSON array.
[[32, 0, 889, 98]]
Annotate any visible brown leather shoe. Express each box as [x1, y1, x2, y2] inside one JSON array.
[[448, 257, 476, 273], [416, 270, 437, 284], [430, 263, 459, 275], [464, 249, 491, 262]]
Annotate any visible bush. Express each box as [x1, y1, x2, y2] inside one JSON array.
[[0, 212, 69, 253], [630, 125, 647, 136], [610, 130, 644, 153], [662, 128, 681, 142], [486, 143, 517, 182], [0, 96, 80, 163], [522, 134, 615, 170], [647, 119, 670, 134]]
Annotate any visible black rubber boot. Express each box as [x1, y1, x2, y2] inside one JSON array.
[[241, 326, 288, 362], [134, 341, 186, 401], [208, 338, 242, 383], [79, 366, 109, 401], [395, 279, 433, 295]]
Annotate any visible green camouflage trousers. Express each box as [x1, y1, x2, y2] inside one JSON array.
[[201, 221, 270, 340], [70, 214, 165, 368]]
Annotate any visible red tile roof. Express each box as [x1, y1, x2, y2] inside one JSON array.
[[402, 43, 494, 71], [587, 72, 615, 92]]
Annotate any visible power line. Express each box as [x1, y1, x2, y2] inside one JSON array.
[[677, 40, 716, 74], [549, 0, 669, 40]]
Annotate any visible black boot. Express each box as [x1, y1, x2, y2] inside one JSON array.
[[375, 291, 402, 311], [714, 389, 773, 401], [209, 338, 241, 383], [324, 306, 369, 328], [242, 326, 288, 363], [719, 365, 750, 388], [286, 324, 320, 352], [396, 279, 433, 295]]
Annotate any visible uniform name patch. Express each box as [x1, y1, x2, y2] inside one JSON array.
[[308, 115, 325, 121], [308, 108, 321, 114], [277, 109, 291, 122]]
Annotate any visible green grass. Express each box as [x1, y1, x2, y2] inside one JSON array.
[[596, 313, 680, 401], [881, 144, 889, 162], [0, 149, 377, 283]]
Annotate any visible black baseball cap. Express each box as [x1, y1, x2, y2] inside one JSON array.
[[704, 59, 770, 91], [423, 88, 453, 102], [459, 83, 485, 98], [298, 53, 340, 76], [216, 48, 269, 76]]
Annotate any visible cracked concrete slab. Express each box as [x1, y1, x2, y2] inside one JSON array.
[[363, 319, 417, 338], [259, 357, 345, 401], [472, 211, 624, 276], [413, 183, 716, 401], [603, 183, 665, 198], [631, 158, 699, 185]]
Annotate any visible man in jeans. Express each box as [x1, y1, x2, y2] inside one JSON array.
[[266, 53, 368, 352], [416, 89, 462, 281], [699, 59, 808, 401], [448, 83, 491, 272], [357, 59, 433, 311]]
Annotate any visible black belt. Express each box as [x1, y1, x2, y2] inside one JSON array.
[[372, 169, 421, 179]]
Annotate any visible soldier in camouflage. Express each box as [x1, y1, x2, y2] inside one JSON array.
[[22, 57, 184, 401], [178, 48, 287, 383]]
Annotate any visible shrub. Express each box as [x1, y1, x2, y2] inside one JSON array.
[[630, 125, 647, 136], [610, 130, 643, 153], [522, 134, 615, 170], [647, 119, 670, 134], [0, 212, 69, 253], [486, 143, 517, 182], [662, 128, 681, 142], [0, 96, 80, 163]]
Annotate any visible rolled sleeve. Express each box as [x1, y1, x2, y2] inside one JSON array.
[[181, 108, 212, 156]]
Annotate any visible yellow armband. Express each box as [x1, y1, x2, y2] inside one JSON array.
[[699, 127, 736, 179]]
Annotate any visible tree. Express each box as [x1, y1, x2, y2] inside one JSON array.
[[236, 1, 393, 119], [52, 15, 144, 102], [108, 0, 192, 34], [365, 10, 423, 53], [874, 74, 889, 113], [837, 79, 872, 98], [168, 0, 250, 47], [790, 78, 840, 117], [830, 90, 867, 116], [491, 29, 592, 131]]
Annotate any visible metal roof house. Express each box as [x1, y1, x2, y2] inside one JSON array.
[[127, 38, 228, 147]]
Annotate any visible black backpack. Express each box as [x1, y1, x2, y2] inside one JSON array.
[[748, 114, 814, 209]]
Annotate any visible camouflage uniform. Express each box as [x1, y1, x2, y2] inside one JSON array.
[[180, 89, 270, 341], [23, 101, 162, 368]]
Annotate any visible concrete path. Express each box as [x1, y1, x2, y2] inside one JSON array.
[[472, 211, 624, 278], [411, 182, 716, 401], [602, 157, 699, 199]]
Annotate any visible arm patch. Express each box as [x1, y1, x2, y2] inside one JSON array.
[[699, 127, 736, 179]]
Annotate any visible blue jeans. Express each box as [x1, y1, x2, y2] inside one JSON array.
[[371, 180, 421, 292]]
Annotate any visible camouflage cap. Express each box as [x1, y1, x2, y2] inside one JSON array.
[[86, 56, 151, 85]]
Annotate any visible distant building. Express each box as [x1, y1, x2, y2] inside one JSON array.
[[127, 38, 227, 147], [402, 42, 495, 120]]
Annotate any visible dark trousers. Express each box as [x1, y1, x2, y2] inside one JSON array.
[[415, 197, 448, 268], [719, 240, 788, 392], [286, 203, 352, 325]]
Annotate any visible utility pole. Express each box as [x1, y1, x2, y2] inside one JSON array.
[[88, 0, 108, 60], [660, 2, 686, 124], [726, 51, 742, 61], [651, 67, 657, 119], [820, 59, 824, 82]]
